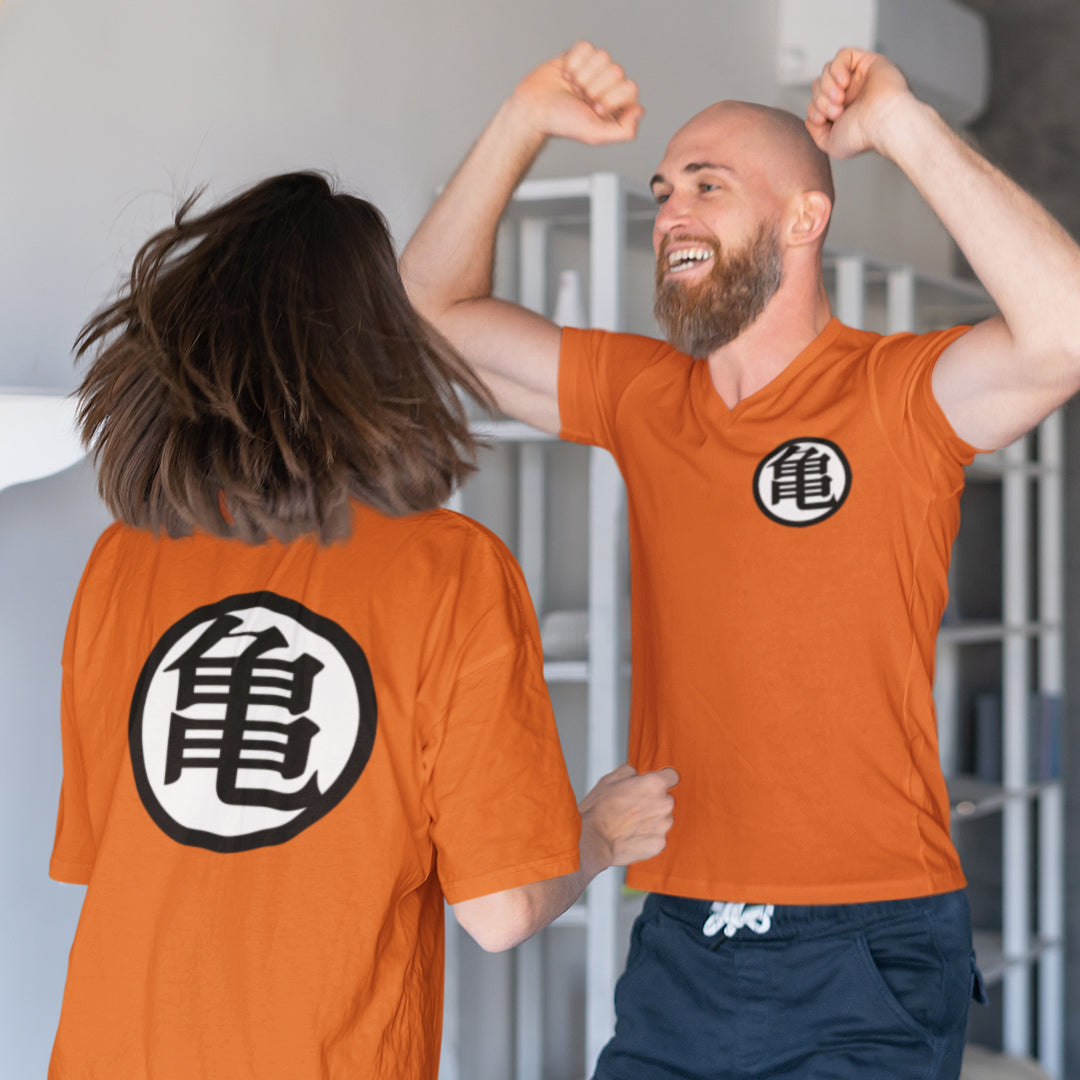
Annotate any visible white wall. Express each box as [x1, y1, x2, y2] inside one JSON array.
[[0, 0, 966, 1075], [0, 461, 113, 1078], [0, 0, 957, 392]]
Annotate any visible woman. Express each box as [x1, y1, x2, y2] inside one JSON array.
[[49, 172, 676, 1079]]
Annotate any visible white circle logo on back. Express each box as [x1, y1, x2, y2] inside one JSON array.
[[129, 592, 376, 852]]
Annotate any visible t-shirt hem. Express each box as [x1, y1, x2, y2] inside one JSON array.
[[49, 856, 92, 885], [916, 324, 982, 460], [442, 849, 579, 905], [625, 867, 968, 905], [557, 326, 593, 447]]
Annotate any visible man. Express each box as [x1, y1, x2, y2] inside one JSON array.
[[401, 41, 1080, 1080], [48, 172, 678, 1080]]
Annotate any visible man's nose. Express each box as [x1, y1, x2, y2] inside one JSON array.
[[654, 194, 693, 239]]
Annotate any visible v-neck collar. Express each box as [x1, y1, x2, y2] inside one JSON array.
[[690, 317, 845, 428]]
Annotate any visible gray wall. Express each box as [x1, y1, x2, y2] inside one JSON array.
[[0, 0, 957, 393]]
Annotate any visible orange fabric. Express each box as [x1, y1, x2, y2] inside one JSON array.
[[559, 319, 975, 904], [49, 507, 579, 1079]]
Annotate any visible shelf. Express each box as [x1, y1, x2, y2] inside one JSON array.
[[948, 775, 1058, 822], [820, 250, 994, 302], [970, 930, 1063, 988], [508, 175, 655, 224], [936, 620, 1058, 645], [471, 419, 555, 443], [551, 902, 588, 929], [965, 458, 1056, 481], [973, 930, 1005, 985], [0, 388, 85, 494], [543, 661, 589, 683], [545, 888, 645, 932]]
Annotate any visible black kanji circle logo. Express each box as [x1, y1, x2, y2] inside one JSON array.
[[129, 592, 376, 852], [752, 437, 852, 527]]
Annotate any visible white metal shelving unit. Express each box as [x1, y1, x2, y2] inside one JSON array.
[[439, 181, 1066, 1080], [937, 427, 1065, 1079], [440, 173, 656, 1080], [832, 256, 1065, 1079], [506, 174, 656, 1080]]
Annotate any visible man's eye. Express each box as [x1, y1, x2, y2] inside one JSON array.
[[699, 182, 719, 193], [653, 192, 669, 205]]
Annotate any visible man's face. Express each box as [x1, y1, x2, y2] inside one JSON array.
[[650, 106, 787, 355], [653, 221, 783, 357]]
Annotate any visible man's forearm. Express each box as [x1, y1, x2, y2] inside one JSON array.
[[401, 43, 642, 328], [399, 44, 642, 431], [877, 96, 1080, 360], [400, 98, 546, 320]]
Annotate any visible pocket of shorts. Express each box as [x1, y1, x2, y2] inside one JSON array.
[[618, 903, 656, 982], [853, 923, 939, 1041]]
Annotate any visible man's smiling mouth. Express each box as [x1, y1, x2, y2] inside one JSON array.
[[665, 246, 714, 273]]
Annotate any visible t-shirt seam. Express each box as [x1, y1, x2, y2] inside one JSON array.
[[865, 329, 966, 889], [902, 493, 936, 882], [454, 638, 534, 686], [867, 328, 975, 498], [49, 855, 94, 881], [626, 868, 969, 903], [406, 513, 540, 736], [441, 543, 538, 690], [560, 328, 675, 450], [609, 354, 683, 458]]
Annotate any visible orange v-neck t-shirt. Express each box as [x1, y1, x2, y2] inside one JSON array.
[[560, 319, 975, 904]]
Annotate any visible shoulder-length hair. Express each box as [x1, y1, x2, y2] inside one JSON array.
[[75, 171, 493, 544]]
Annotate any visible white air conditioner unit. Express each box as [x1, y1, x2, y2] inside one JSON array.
[[778, 0, 990, 127]]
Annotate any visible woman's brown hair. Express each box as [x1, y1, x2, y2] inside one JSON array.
[[75, 171, 493, 544]]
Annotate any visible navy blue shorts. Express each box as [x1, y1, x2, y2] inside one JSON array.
[[593, 890, 986, 1080]]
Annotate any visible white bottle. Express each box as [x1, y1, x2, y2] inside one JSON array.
[[552, 269, 586, 328]]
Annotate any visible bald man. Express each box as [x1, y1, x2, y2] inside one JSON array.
[[401, 43, 1080, 1080]]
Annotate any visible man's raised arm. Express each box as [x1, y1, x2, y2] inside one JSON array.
[[806, 48, 1080, 452], [400, 43, 643, 435]]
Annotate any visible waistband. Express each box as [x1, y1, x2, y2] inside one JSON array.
[[646, 889, 969, 943]]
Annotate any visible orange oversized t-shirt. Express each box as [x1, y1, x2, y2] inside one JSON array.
[[559, 318, 975, 904], [49, 506, 579, 1079]]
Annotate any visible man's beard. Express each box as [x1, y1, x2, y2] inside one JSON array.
[[653, 221, 784, 357]]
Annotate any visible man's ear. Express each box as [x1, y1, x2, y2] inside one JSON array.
[[786, 190, 832, 248]]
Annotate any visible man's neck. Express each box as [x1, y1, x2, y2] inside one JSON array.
[[703, 281, 833, 409]]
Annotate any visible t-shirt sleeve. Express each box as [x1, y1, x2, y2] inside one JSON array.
[[558, 326, 671, 452], [425, 534, 580, 904], [867, 326, 979, 494], [50, 567, 98, 885]]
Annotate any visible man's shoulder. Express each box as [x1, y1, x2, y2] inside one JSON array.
[[831, 320, 969, 356], [827, 322, 971, 381], [560, 327, 692, 398], [562, 326, 681, 364]]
